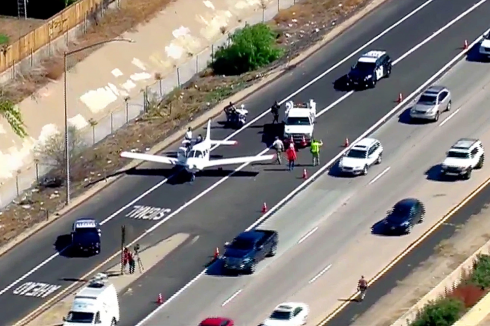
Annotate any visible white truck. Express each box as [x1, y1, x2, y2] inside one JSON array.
[[62, 273, 120, 326], [283, 99, 317, 147]]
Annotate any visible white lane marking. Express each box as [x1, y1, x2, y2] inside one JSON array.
[[221, 289, 242, 307], [298, 227, 319, 244], [0, 0, 440, 295], [309, 264, 333, 284], [316, 0, 487, 117], [135, 23, 490, 326], [369, 166, 391, 185], [0, 0, 437, 300], [439, 108, 460, 127]]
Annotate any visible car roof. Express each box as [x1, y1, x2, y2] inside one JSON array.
[[74, 218, 98, 228], [200, 317, 233, 326], [358, 50, 386, 63], [352, 138, 378, 149], [274, 302, 304, 312], [451, 138, 478, 150], [395, 198, 419, 208], [423, 85, 446, 95]]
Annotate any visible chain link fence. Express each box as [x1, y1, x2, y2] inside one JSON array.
[[0, 0, 297, 208]]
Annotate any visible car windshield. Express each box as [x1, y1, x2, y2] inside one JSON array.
[[354, 61, 376, 71], [447, 151, 470, 159], [230, 238, 255, 250], [484, 33, 490, 40], [270, 311, 291, 320], [65, 311, 94, 323], [418, 94, 437, 105], [346, 149, 367, 158], [286, 117, 310, 125]]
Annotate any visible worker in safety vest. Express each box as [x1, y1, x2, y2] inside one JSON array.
[[310, 138, 323, 166]]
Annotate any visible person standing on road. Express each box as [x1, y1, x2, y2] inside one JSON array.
[[271, 101, 280, 124], [272, 137, 284, 164], [357, 276, 368, 302], [122, 247, 131, 274], [286, 143, 297, 171], [128, 250, 136, 274], [184, 127, 192, 141], [310, 138, 323, 166]]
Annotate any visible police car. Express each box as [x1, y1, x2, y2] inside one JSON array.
[[347, 50, 392, 89], [71, 218, 102, 255]]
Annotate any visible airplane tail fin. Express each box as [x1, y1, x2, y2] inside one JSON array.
[[206, 119, 237, 146], [205, 119, 211, 142]]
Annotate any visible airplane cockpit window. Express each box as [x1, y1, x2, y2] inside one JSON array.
[[188, 150, 204, 158]]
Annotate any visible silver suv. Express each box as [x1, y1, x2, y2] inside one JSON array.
[[410, 85, 452, 122]]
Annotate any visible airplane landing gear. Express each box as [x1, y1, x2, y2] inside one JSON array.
[[190, 173, 196, 183]]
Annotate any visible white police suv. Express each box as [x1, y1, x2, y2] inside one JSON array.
[[347, 50, 392, 89]]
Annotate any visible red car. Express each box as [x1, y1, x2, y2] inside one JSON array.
[[199, 317, 234, 326]]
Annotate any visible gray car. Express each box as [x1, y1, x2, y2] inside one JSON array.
[[409, 85, 452, 122]]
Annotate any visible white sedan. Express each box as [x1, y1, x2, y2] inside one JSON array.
[[260, 302, 309, 326]]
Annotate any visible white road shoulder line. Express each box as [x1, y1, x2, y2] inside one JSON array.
[[369, 166, 391, 185], [309, 264, 333, 284]]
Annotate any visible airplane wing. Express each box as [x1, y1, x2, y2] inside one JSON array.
[[120, 152, 180, 165], [204, 154, 275, 168]]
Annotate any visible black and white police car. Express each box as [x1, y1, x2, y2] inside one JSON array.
[[347, 50, 392, 89], [71, 218, 102, 255]]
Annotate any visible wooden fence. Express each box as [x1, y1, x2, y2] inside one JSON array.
[[0, 0, 112, 74]]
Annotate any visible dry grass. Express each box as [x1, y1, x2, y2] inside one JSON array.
[[0, 0, 374, 246], [0, 16, 44, 42]]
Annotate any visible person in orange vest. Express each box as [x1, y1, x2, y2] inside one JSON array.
[[286, 143, 297, 171]]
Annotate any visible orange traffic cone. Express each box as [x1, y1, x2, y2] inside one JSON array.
[[302, 169, 308, 179], [463, 40, 469, 49], [290, 136, 294, 145], [157, 293, 164, 305], [262, 202, 268, 213], [397, 93, 403, 103], [213, 247, 220, 260], [344, 138, 349, 147], [301, 135, 307, 147]]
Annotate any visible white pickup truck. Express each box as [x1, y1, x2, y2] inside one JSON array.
[[283, 99, 316, 147]]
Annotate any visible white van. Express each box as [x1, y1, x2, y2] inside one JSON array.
[[63, 273, 120, 326]]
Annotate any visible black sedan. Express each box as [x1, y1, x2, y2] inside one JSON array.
[[381, 198, 425, 235]]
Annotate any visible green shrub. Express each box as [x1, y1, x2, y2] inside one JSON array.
[[0, 97, 27, 138], [410, 297, 464, 326], [469, 254, 490, 289], [212, 23, 283, 76]]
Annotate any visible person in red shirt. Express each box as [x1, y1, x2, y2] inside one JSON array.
[[123, 247, 131, 273], [286, 143, 297, 171]]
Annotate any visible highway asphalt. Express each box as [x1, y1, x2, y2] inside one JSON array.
[[2, 0, 490, 324], [126, 51, 490, 326]]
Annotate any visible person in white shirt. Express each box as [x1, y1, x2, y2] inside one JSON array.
[[272, 137, 284, 165], [184, 127, 192, 141]]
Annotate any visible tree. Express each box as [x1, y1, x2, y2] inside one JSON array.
[[212, 23, 283, 76], [0, 97, 28, 138], [34, 126, 85, 178], [410, 297, 464, 326]]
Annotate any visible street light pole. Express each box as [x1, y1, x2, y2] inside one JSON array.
[[63, 38, 135, 205]]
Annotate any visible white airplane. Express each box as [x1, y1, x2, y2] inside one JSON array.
[[120, 120, 274, 180]]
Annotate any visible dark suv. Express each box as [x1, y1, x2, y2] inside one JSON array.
[[347, 50, 392, 89]]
